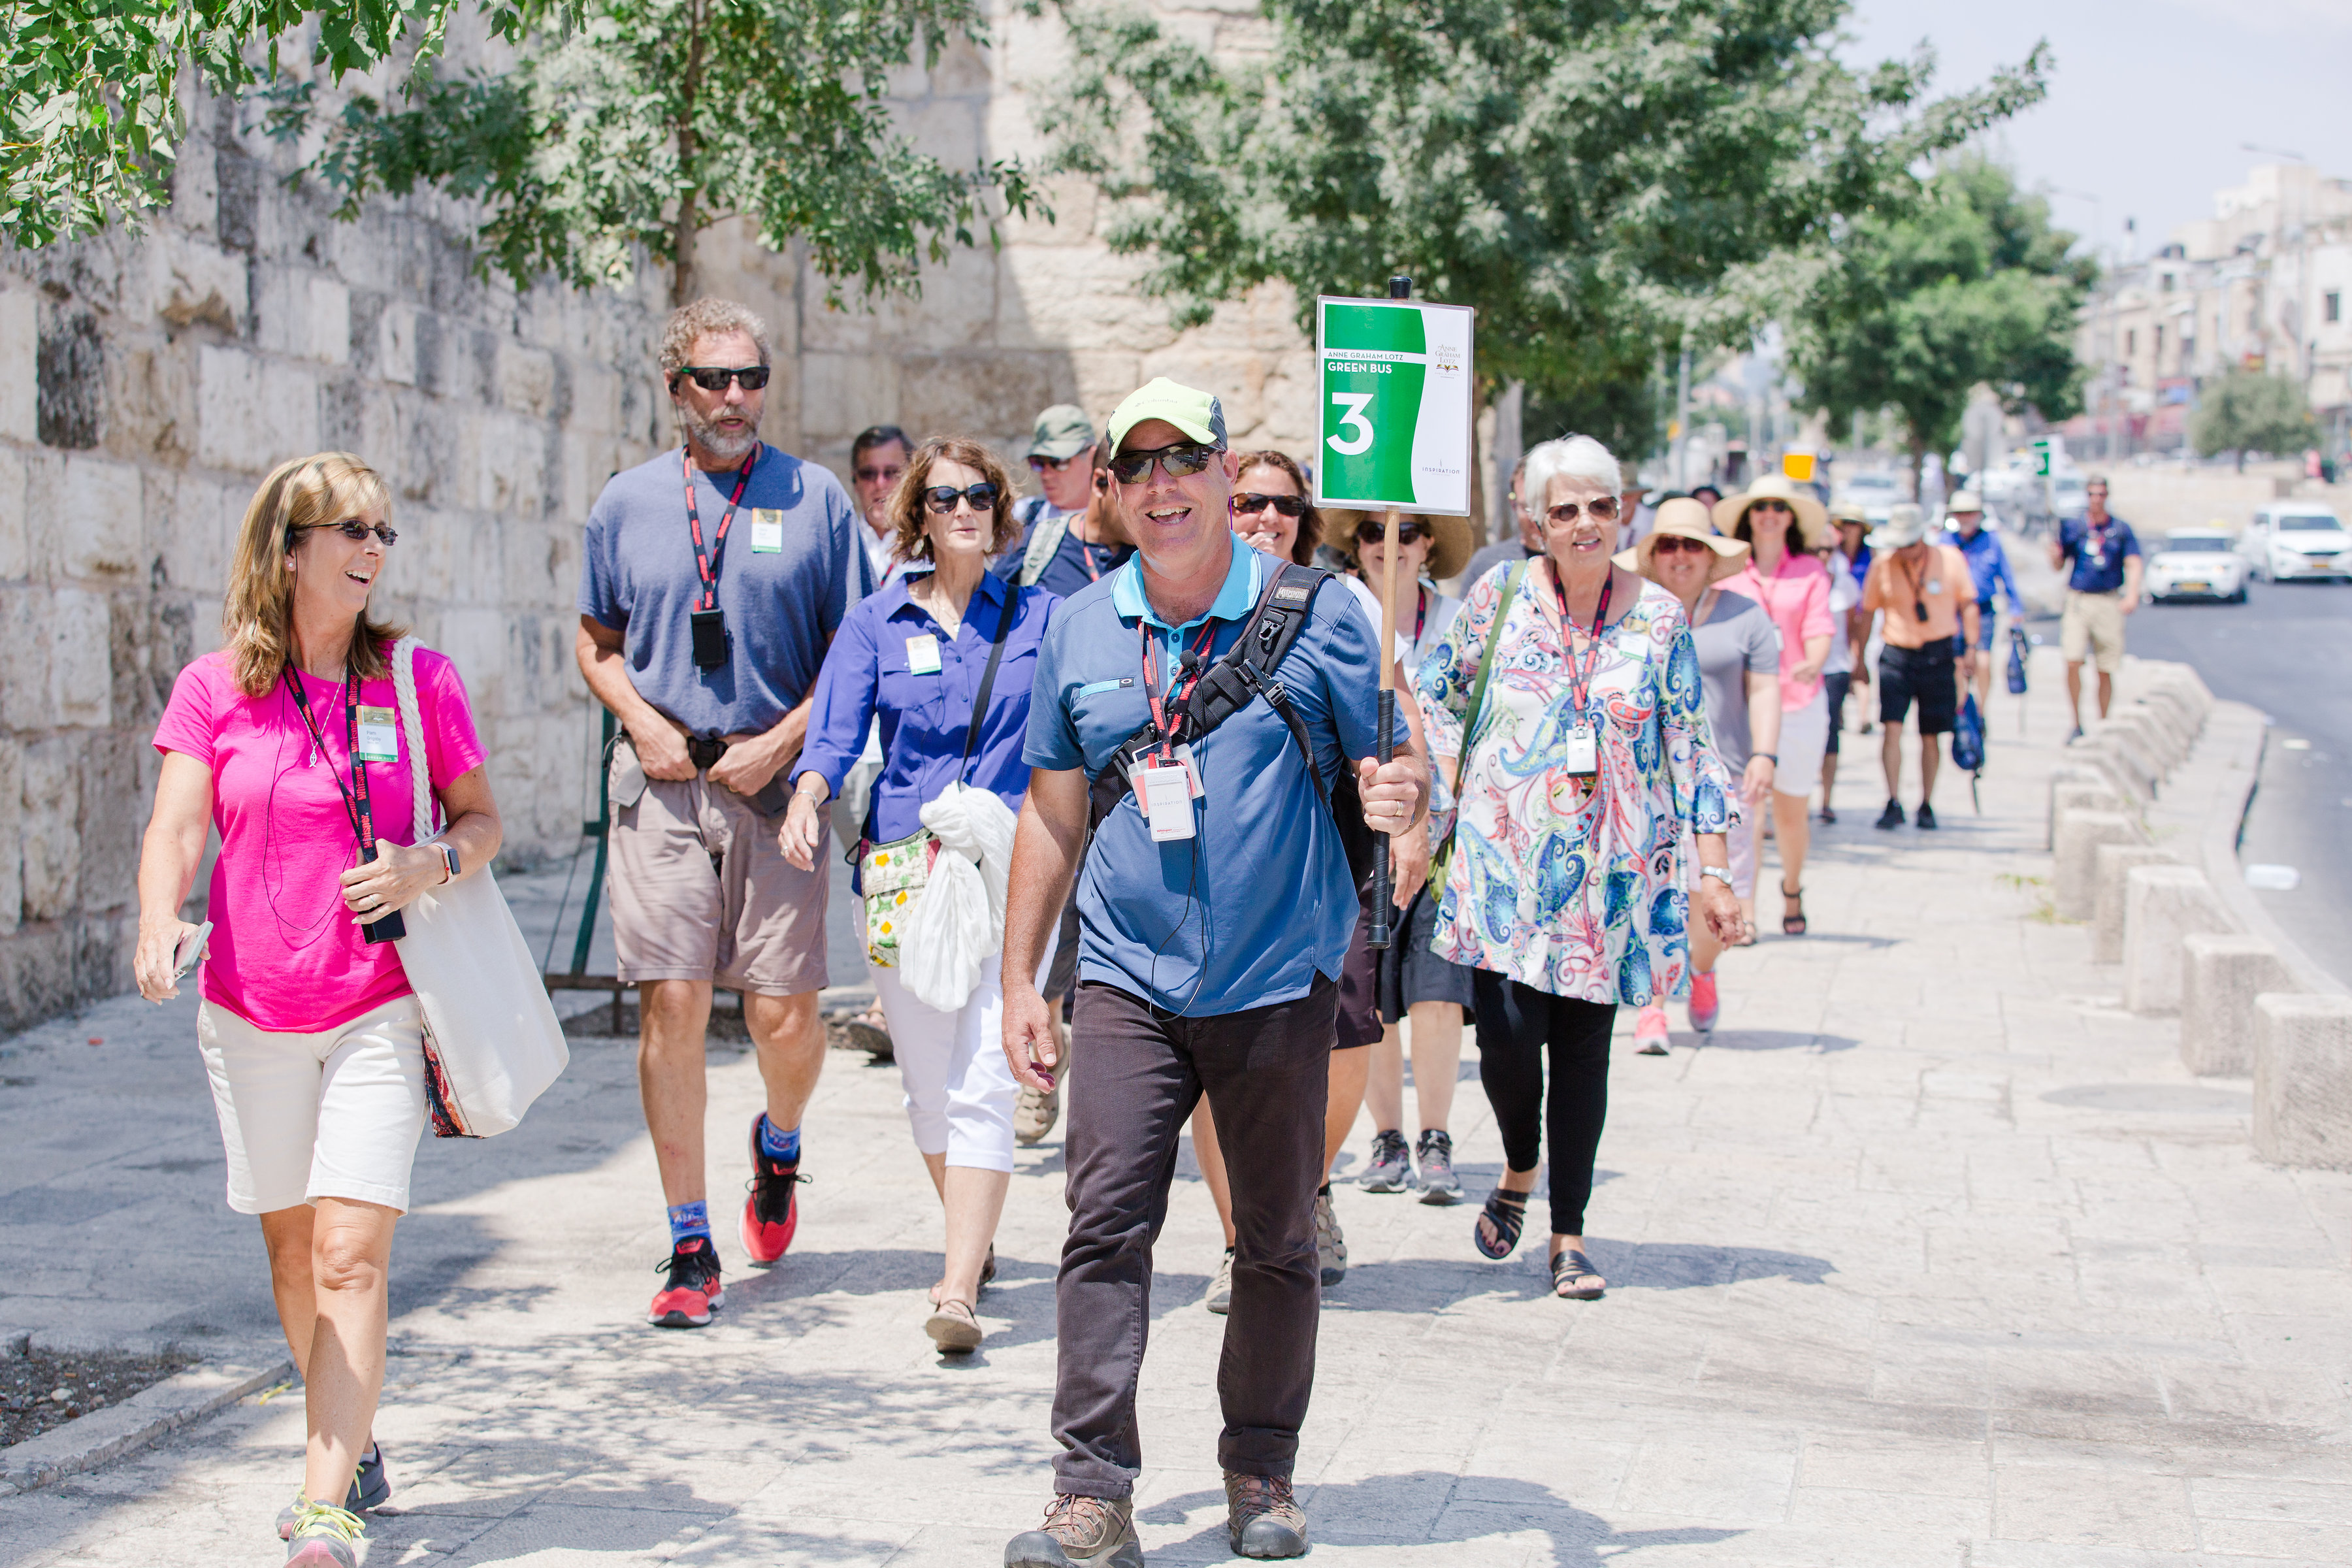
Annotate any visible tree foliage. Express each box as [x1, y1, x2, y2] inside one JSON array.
[[2191, 370, 2315, 470], [272, 0, 1039, 302], [1788, 154, 2091, 485], [2, 0, 524, 248], [1033, 0, 2050, 427]]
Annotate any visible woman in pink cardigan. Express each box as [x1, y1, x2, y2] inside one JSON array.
[[1716, 476, 1833, 937]]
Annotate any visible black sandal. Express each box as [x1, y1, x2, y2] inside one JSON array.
[[1549, 1248, 1605, 1299], [1474, 1189, 1527, 1260], [1780, 881, 1807, 937]]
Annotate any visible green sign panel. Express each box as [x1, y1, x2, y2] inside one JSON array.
[[1315, 296, 1477, 516]]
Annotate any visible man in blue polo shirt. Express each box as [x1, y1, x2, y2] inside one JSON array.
[[2048, 474, 2143, 740], [997, 378, 1426, 1567]]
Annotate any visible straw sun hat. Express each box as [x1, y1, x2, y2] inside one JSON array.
[[1613, 497, 1750, 583], [1712, 472, 1829, 551], [1331, 508, 1475, 581]]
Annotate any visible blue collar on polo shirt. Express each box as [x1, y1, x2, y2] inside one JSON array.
[[1111, 534, 1262, 677]]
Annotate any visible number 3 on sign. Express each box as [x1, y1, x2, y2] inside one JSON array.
[[1328, 393, 1376, 455]]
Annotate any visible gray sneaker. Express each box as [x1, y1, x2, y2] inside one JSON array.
[[1225, 1471, 1309, 1558], [1205, 1246, 1235, 1315], [1358, 1130, 1412, 1192], [284, 1501, 366, 1567], [1415, 1130, 1462, 1205], [1005, 1493, 1143, 1568], [1313, 1190, 1347, 1286]]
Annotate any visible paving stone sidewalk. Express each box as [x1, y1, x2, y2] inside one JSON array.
[[2, 647, 2350, 1567]]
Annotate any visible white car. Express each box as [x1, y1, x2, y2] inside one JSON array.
[[2238, 504, 2352, 582], [1835, 471, 1906, 525], [2143, 530, 2247, 603]]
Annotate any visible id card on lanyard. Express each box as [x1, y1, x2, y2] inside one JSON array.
[[284, 662, 404, 944], [685, 448, 759, 669], [1133, 618, 1217, 840], [1552, 569, 1612, 779]]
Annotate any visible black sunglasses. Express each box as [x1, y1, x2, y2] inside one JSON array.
[[1108, 442, 1218, 485], [293, 520, 399, 546], [1354, 517, 1428, 546], [922, 482, 1000, 515], [1235, 493, 1310, 519], [1028, 452, 1090, 472], [674, 365, 771, 392]]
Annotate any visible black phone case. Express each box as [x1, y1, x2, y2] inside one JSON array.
[[691, 608, 729, 668], [357, 844, 406, 943]]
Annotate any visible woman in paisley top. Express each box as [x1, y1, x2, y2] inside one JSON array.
[[1416, 435, 1743, 1299]]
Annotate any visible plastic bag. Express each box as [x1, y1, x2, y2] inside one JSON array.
[[1952, 693, 1985, 773], [2005, 626, 2029, 695], [896, 783, 1019, 1012]]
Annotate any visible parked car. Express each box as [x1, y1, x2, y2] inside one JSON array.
[[2238, 504, 2352, 583], [1835, 470, 1906, 525], [2143, 529, 2247, 603]]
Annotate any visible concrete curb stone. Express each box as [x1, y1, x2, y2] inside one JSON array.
[[0, 1350, 289, 1495]]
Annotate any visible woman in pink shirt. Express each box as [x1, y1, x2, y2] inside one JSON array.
[[1717, 476, 1833, 937], [133, 453, 502, 1567]]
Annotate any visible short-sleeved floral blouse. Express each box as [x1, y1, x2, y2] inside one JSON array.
[[1416, 559, 1736, 1005]]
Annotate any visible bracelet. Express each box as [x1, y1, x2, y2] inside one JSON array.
[[1752, 752, 1778, 763], [1699, 864, 1735, 887]]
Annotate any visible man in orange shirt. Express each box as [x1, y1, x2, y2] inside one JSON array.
[[1860, 504, 1979, 830]]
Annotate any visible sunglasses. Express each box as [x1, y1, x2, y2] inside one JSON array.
[[1651, 535, 1710, 556], [1027, 452, 1090, 472], [674, 365, 770, 392], [1108, 442, 1218, 485], [1234, 493, 1309, 519], [1544, 495, 1622, 527], [922, 482, 1000, 515], [854, 464, 904, 485], [1354, 518, 1428, 546], [294, 520, 399, 546]]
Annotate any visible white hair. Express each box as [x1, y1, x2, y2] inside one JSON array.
[[1521, 435, 1622, 510]]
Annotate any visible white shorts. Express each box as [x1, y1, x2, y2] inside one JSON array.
[[197, 998, 429, 1215], [1773, 691, 1831, 798], [872, 949, 1049, 1174]]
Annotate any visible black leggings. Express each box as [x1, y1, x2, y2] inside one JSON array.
[[1471, 969, 1615, 1237]]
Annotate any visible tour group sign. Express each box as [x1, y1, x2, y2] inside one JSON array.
[[1314, 294, 1477, 517]]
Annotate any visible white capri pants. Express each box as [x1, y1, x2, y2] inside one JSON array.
[[196, 997, 429, 1215], [871, 949, 1049, 1173], [1772, 690, 1831, 797]]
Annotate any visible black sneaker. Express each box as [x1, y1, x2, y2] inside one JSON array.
[[1874, 799, 1905, 830], [1916, 802, 1938, 830], [1359, 1130, 1412, 1192], [647, 1237, 725, 1327], [740, 1116, 802, 1266]]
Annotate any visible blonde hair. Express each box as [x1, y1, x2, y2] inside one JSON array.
[[223, 453, 404, 696], [889, 438, 1021, 564]]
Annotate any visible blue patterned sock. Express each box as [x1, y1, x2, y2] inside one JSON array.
[[666, 1200, 711, 1250], [757, 1114, 800, 1164]]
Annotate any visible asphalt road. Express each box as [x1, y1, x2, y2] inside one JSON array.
[[2122, 576, 2352, 980]]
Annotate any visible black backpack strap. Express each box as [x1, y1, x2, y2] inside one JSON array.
[[956, 581, 1018, 781]]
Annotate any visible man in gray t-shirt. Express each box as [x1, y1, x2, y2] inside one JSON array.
[[574, 297, 872, 1330]]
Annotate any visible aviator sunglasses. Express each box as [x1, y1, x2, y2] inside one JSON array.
[[922, 482, 1001, 515], [293, 520, 399, 546], [1108, 441, 1218, 485], [1544, 495, 1622, 527], [674, 365, 771, 392], [1650, 535, 1711, 555]]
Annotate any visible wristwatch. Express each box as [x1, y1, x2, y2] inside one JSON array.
[[434, 842, 459, 883], [1699, 864, 1735, 889]]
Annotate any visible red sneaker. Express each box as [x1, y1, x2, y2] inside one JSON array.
[[647, 1237, 723, 1328], [740, 1117, 802, 1266], [1689, 970, 1720, 1034]]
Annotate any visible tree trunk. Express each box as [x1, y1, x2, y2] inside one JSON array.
[[670, 0, 709, 305], [1908, 434, 1928, 499]]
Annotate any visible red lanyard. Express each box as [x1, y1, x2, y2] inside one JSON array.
[[1411, 584, 1428, 647], [683, 448, 758, 612], [282, 662, 378, 857], [1552, 568, 1614, 719], [1137, 618, 1220, 760]]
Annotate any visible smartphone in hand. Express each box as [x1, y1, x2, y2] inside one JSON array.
[[172, 921, 213, 981]]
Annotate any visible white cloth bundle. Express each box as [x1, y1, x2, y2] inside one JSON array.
[[896, 783, 1020, 1011]]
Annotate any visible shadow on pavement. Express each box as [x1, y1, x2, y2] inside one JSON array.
[[1699, 1028, 1861, 1052]]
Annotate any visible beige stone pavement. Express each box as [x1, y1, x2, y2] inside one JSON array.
[[2, 645, 2350, 1567]]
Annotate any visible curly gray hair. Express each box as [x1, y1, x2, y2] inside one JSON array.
[[659, 298, 771, 379]]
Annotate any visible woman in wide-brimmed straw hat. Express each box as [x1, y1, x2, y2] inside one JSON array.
[[1715, 474, 1833, 940], [1618, 498, 1782, 1039]]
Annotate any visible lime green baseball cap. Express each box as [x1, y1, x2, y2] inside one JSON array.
[[1106, 376, 1228, 454]]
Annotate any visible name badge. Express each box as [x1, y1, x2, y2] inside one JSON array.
[[1141, 760, 1196, 841], [906, 634, 942, 674], [1561, 723, 1599, 778], [1926, 579, 1945, 595], [750, 510, 785, 553], [355, 706, 399, 762]]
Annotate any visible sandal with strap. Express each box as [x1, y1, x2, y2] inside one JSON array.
[[924, 1297, 984, 1354], [1474, 1188, 1528, 1260], [1550, 1248, 1606, 1299], [1780, 881, 1807, 937], [928, 1245, 996, 1308]]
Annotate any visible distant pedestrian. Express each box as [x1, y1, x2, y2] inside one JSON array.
[[576, 297, 872, 1329], [1690, 482, 1724, 512], [1460, 455, 1537, 587], [2049, 475, 2142, 740], [784, 438, 1058, 1356], [849, 424, 914, 589], [135, 453, 503, 1565], [1622, 498, 1779, 1036], [998, 378, 1425, 1565], [1861, 504, 1980, 828], [1420, 435, 1742, 1300], [1946, 490, 2025, 717], [1716, 474, 1833, 939], [1816, 508, 1866, 823]]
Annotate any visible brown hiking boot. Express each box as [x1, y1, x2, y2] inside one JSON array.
[[1224, 1471, 1309, 1558], [1004, 1493, 1141, 1568]]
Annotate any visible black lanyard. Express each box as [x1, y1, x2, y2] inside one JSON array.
[[1412, 584, 1428, 647], [1137, 618, 1220, 762], [1553, 569, 1614, 719], [684, 448, 758, 612], [283, 662, 378, 858]]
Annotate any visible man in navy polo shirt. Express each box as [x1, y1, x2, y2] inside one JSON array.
[[2048, 474, 2143, 740], [997, 378, 1427, 1567]]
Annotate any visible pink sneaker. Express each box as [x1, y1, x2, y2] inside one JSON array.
[[1689, 971, 1720, 1034], [1633, 1004, 1670, 1055]]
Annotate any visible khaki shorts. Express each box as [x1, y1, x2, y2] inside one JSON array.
[[2061, 589, 2127, 674], [609, 743, 830, 997]]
